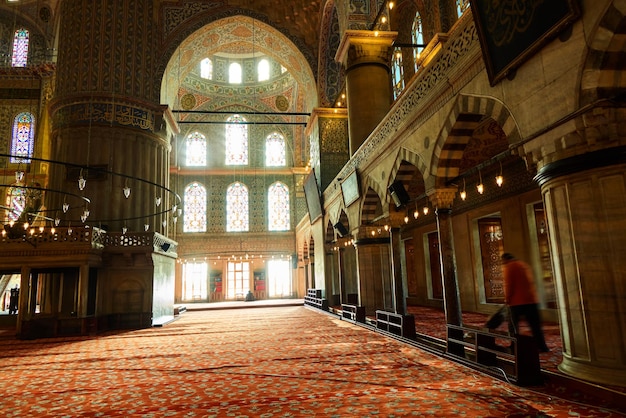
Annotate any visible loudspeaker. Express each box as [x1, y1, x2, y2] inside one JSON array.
[[388, 181, 410, 208], [334, 221, 349, 237], [160, 243, 171, 252]]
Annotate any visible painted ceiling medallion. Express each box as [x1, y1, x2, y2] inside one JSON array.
[[275, 95, 289, 111], [180, 93, 196, 110]]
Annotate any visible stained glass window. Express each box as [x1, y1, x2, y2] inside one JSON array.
[[200, 58, 212, 80], [411, 13, 424, 72], [268, 182, 289, 231], [229, 62, 242, 84], [225, 115, 248, 165], [265, 132, 286, 166], [258, 58, 270, 82], [391, 49, 404, 99], [185, 131, 206, 166], [5, 186, 26, 222], [183, 182, 207, 232], [226, 182, 248, 232], [12, 28, 29, 68], [456, 0, 470, 16], [10, 112, 35, 163]]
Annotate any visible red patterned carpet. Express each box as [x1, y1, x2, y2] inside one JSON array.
[[1, 306, 624, 417]]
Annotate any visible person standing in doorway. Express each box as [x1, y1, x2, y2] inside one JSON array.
[[501, 252, 550, 353]]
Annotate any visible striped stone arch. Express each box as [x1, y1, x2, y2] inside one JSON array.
[[359, 175, 386, 222], [389, 147, 428, 187], [430, 94, 520, 186], [580, 1, 626, 105]]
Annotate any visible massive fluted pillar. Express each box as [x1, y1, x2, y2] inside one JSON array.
[[49, 0, 170, 234]]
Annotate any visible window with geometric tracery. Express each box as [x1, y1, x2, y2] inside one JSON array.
[[225, 115, 248, 165], [12, 28, 29, 68], [265, 132, 286, 166], [5, 186, 26, 222], [183, 182, 207, 232], [226, 182, 248, 232], [268, 182, 290, 231], [411, 13, 424, 72], [185, 131, 207, 166], [200, 58, 213, 80], [391, 49, 404, 100], [11, 112, 35, 163]]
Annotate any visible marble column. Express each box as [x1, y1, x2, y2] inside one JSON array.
[[390, 227, 406, 315], [535, 146, 626, 386], [335, 30, 395, 154], [428, 187, 462, 326], [49, 0, 170, 233]]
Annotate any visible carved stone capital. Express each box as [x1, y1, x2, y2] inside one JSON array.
[[335, 30, 397, 69], [426, 187, 458, 209]]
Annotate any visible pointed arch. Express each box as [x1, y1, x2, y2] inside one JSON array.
[[579, 1, 626, 105], [430, 95, 520, 186]]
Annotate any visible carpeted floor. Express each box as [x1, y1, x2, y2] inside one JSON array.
[[0, 306, 624, 417]]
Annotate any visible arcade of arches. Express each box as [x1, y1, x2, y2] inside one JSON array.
[[0, 0, 624, 388]]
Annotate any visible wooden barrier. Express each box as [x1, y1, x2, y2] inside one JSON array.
[[375, 310, 416, 339], [446, 324, 542, 386], [341, 304, 365, 324], [304, 289, 328, 311]]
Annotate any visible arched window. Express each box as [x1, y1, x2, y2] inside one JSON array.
[[411, 13, 424, 72], [456, 0, 470, 17], [183, 182, 207, 232], [268, 182, 290, 231], [200, 58, 213, 80], [265, 132, 286, 166], [185, 131, 206, 166], [11, 112, 35, 163], [229, 62, 242, 84], [391, 49, 404, 99], [226, 182, 248, 232], [225, 115, 248, 165], [12, 28, 29, 67], [258, 58, 270, 82], [5, 186, 26, 222]]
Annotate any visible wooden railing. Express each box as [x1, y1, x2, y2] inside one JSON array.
[[446, 324, 542, 386]]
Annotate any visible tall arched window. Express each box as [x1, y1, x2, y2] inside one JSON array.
[[391, 49, 404, 100], [226, 182, 248, 232], [265, 132, 286, 166], [183, 182, 207, 232], [258, 58, 270, 82], [456, 0, 470, 17], [12, 28, 29, 67], [268, 182, 290, 231], [11, 112, 35, 163], [225, 115, 248, 165], [185, 131, 206, 166], [229, 62, 242, 84], [200, 58, 213, 80], [411, 13, 424, 72]]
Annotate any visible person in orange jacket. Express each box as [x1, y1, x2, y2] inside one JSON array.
[[502, 252, 550, 353]]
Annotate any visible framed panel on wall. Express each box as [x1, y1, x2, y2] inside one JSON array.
[[470, 0, 581, 86], [340, 169, 360, 207]]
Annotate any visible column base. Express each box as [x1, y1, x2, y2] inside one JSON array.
[[558, 356, 626, 387]]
